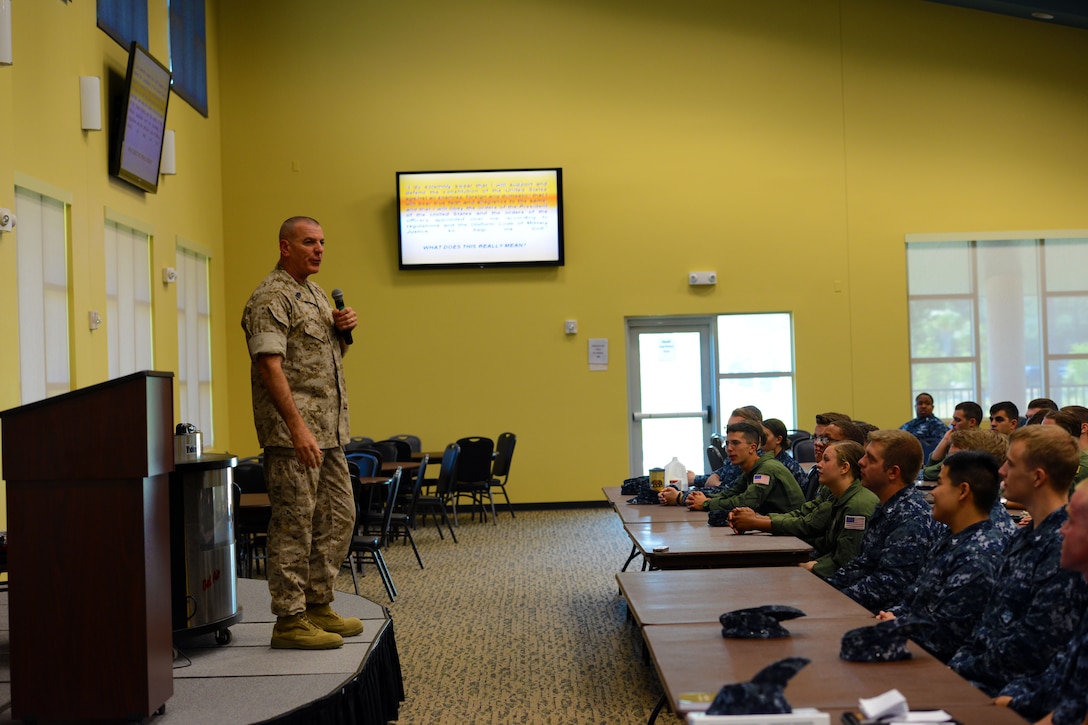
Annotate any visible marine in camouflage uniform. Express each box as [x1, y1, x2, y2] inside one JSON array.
[[825, 486, 942, 613], [947, 506, 1088, 696], [242, 263, 353, 618], [883, 518, 1009, 663]]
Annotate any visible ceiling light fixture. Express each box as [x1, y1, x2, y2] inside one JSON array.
[[1031, 12, 1055, 20]]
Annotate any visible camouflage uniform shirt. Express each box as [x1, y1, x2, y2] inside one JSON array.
[[241, 265, 350, 448], [825, 485, 942, 613], [693, 459, 745, 490], [886, 518, 1010, 663], [899, 414, 948, 452], [775, 449, 807, 490], [948, 507, 1088, 696], [990, 498, 1018, 538], [1000, 608, 1088, 723]]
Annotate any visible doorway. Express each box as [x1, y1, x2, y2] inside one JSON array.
[[626, 313, 796, 477], [626, 317, 716, 478]]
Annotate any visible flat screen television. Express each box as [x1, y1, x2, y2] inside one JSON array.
[[397, 168, 564, 270], [109, 41, 172, 193]]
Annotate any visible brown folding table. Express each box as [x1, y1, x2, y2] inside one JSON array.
[[624, 521, 813, 569], [643, 618, 1000, 720], [617, 567, 872, 626]]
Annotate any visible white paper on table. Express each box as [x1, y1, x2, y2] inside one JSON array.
[[859, 689, 908, 720], [888, 711, 954, 723]]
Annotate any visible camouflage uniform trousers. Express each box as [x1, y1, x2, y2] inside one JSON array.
[[264, 446, 354, 616]]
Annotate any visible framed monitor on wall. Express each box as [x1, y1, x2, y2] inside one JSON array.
[[396, 167, 564, 270], [109, 41, 172, 193]]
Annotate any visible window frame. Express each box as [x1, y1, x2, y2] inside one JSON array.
[[168, 0, 209, 117], [905, 231, 1088, 417]]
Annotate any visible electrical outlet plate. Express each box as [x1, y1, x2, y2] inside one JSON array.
[[688, 271, 717, 286]]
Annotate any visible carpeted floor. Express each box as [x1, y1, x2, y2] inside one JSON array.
[[327, 507, 665, 724]]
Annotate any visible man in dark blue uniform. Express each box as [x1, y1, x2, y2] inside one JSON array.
[[900, 392, 948, 462], [875, 450, 1010, 662], [948, 426, 1088, 697], [824, 429, 941, 613], [993, 480, 1088, 724]]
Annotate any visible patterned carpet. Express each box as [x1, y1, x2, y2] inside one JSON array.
[[331, 507, 665, 724]]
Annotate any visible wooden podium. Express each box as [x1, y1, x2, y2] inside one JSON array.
[[1, 371, 175, 721]]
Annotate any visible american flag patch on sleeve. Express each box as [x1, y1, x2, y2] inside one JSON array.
[[753, 474, 770, 486], [844, 515, 866, 531]]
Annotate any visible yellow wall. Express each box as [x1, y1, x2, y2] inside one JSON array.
[[2, 1, 1086, 511], [0, 2, 228, 525], [217, 0, 1088, 503]]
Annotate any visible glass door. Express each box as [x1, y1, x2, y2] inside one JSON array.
[[626, 317, 716, 477]]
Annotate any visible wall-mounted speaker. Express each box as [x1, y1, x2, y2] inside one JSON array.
[[80, 76, 102, 131], [160, 130, 176, 175], [0, 0, 12, 65]]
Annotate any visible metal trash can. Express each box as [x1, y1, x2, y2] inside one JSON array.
[[169, 453, 243, 644]]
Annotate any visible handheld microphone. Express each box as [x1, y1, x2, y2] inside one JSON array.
[[330, 288, 353, 345]]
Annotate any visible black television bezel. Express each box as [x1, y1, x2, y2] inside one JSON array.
[[396, 167, 565, 271], [109, 41, 172, 194]]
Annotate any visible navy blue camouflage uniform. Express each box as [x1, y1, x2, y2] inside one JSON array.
[[692, 459, 745, 492], [900, 414, 948, 461], [990, 498, 1018, 538], [948, 507, 1088, 696], [825, 486, 942, 613], [775, 449, 807, 492], [885, 518, 1009, 663], [1000, 608, 1088, 724]]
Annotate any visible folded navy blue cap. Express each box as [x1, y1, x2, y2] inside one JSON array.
[[707, 509, 730, 527], [706, 657, 811, 715], [719, 605, 806, 639], [840, 617, 930, 662], [626, 479, 661, 504]]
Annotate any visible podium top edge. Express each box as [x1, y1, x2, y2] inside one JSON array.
[[0, 370, 174, 419]]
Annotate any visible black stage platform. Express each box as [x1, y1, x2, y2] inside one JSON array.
[[0, 579, 403, 724]]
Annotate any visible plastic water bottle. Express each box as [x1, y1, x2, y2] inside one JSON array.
[[665, 456, 687, 492]]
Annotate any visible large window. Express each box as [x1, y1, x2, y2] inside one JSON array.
[[717, 313, 795, 429], [16, 186, 71, 403], [169, 0, 208, 116], [104, 219, 154, 379], [97, 0, 149, 50], [176, 244, 213, 446], [906, 233, 1088, 419]]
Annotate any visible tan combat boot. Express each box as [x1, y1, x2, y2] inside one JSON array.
[[270, 613, 344, 650], [306, 603, 364, 637]]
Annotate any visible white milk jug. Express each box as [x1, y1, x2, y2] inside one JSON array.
[[664, 456, 687, 492]]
